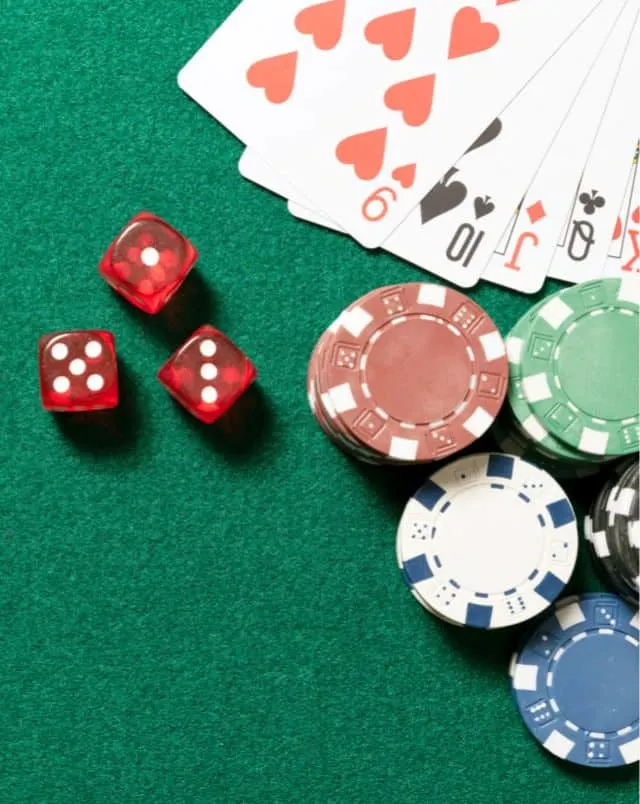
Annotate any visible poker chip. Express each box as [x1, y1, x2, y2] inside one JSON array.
[[520, 277, 639, 457], [510, 593, 639, 768], [495, 279, 639, 476], [307, 284, 508, 465], [585, 459, 639, 605], [396, 453, 578, 628]]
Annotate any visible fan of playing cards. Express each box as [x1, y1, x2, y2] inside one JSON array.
[[179, 0, 639, 293]]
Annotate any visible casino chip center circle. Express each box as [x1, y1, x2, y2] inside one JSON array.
[[363, 315, 475, 424], [553, 308, 638, 422], [551, 628, 639, 734], [433, 484, 550, 594]]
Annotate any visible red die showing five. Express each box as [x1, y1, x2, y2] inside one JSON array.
[[158, 325, 257, 424], [39, 331, 119, 412], [99, 212, 198, 314]]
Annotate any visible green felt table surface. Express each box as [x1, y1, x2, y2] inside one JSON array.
[[1, 2, 638, 802]]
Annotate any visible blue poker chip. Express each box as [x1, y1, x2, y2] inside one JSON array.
[[510, 593, 639, 767]]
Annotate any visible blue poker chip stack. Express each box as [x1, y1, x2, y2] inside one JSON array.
[[510, 594, 639, 768]]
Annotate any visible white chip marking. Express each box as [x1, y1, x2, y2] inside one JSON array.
[[512, 662, 538, 692], [328, 383, 357, 414], [199, 339, 217, 357], [479, 330, 506, 361], [201, 386, 218, 404], [556, 600, 587, 631], [607, 487, 634, 518], [87, 374, 104, 392], [340, 306, 373, 337], [522, 373, 553, 403], [84, 340, 103, 359], [388, 437, 419, 461], [540, 297, 573, 330], [543, 730, 575, 760], [591, 529, 611, 559], [53, 376, 70, 393], [417, 284, 447, 308], [463, 407, 494, 437], [522, 414, 548, 443], [578, 428, 608, 456], [619, 736, 640, 765], [141, 246, 160, 267], [69, 358, 86, 376], [200, 363, 218, 381], [51, 343, 69, 361]]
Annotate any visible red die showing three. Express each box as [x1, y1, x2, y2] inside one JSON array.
[[99, 212, 198, 314], [158, 325, 257, 424], [39, 331, 119, 412]]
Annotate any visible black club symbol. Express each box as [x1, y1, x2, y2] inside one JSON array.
[[579, 189, 605, 215]]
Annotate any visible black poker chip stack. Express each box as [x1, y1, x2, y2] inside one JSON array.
[[585, 459, 639, 605]]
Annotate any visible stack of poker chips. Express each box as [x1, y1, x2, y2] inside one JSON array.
[[396, 454, 638, 768], [396, 452, 579, 628], [510, 593, 638, 769], [585, 458, 639, 605], [307, 283, 509, 465], [495, 277, 640, 478]]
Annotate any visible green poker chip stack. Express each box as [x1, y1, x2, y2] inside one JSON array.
[[493, 277, 640, 477]]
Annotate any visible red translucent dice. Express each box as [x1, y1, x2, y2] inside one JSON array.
[[158, 325, 257, 423], [99, 212, 198, 314], [39, 330, 119, 412]]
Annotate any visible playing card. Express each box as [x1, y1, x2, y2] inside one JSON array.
[[548, 15, 640, 283], [482, 2, 637, 294], [604, 147, 640, 276], [379, 0, 627, 288], [180, 0, 606, 248], [238, 149, 343, 231]]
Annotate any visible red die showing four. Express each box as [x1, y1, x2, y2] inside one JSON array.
[[99, 212, 198, 314], [39, 331, 119, 412], [158, 325, 257, 424]]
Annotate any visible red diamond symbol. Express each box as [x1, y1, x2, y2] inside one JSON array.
[[527, 201, 546, 224]]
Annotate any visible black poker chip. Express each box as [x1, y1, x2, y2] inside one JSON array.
[[585, 459, 639, 605]]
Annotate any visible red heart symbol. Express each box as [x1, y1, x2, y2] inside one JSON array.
[[364, 9, 416, 61], [612, 217, 623, 242], [384, 74, 436, 127], [448, 7, 500, 60], [246, 52, 298, 104], [392, 164, 416, 189], [632, 206, 640, 225], [336, 128, 388, 181], [295, 0, 345, 51]]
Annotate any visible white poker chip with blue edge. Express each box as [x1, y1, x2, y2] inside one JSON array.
[[510, 593, 639, 767], [396, 453, 578, 629]]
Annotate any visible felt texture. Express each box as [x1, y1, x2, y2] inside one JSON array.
[[0, 2, 637, 802]]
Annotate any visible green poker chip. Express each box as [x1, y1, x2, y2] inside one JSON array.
[[505, 298, 609, 466], [519, 278, 639, 457]]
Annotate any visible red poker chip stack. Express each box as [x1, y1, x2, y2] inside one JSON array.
[[307, 283, 509, 465]]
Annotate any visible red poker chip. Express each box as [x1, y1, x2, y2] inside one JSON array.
[[308, 283, 509, 464]]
